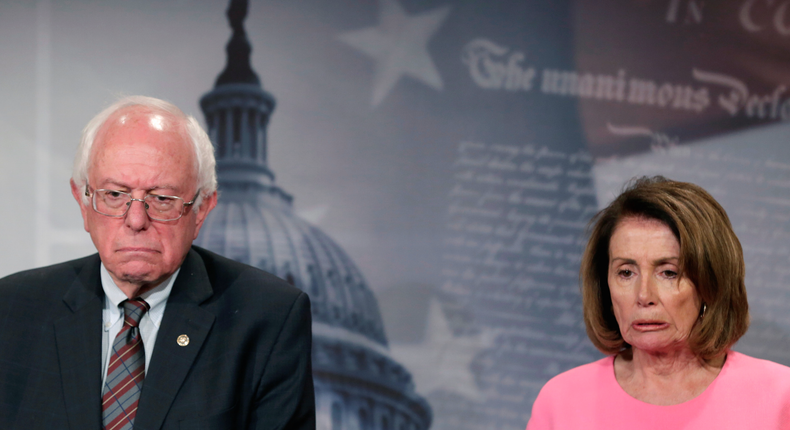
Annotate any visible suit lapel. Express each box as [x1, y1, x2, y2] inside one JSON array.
[[53, 255, 104, 429], [134, 249, 215, 430]]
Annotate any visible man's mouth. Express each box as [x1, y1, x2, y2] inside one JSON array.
[[117, 247, 159, 253]]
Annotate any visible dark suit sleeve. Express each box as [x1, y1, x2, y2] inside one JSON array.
[[253, 291, 315, 430]]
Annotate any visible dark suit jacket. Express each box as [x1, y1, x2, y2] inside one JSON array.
[[0, 246, 315, 429]]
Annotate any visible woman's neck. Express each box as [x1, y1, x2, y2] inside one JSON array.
[[614, 348, 726, 405]]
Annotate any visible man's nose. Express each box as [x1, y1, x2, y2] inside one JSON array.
[[124, 197, 151, 231]]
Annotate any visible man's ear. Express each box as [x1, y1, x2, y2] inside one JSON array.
[[193, 191, 218, 240], [70, 179, 91, 232]]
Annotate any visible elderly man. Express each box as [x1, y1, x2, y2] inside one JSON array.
[[0, 96, 315, 429]]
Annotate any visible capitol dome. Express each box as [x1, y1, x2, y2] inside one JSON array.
[[197, 186, 388, 346], [193, 1, 431, 429]]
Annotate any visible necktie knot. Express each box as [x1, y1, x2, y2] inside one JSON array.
[[123, 298, 149, 328]]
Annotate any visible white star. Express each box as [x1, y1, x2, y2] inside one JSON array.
[[389, 298, 495, 401], [338, 0, 451, 106]]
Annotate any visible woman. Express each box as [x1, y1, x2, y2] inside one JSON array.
[[526, 176, 790, 429]]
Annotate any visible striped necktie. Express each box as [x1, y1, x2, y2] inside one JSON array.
[[102, 298, 150, 430]]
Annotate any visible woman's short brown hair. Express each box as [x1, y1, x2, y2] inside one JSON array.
[[581, 176, 749, 360]]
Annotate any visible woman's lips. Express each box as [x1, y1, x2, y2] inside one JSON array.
[[632, 320, 669, 331]]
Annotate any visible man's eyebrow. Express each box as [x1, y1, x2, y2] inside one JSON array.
[[95, 178, 130, 189], [148, 185, 184, 194], [97, 179, 183, 193]]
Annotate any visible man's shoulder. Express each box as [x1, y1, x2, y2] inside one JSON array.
[[0, 254, 98, 297], [191, 246, 306, 304]]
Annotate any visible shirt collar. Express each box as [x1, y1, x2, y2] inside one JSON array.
[[100, 263, 179, 329]]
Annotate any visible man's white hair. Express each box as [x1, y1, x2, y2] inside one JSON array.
[[71, 95, 217, 209]]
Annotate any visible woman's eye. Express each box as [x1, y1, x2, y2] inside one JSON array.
[[662, 270, 678, 278], [618, 269, 633, 278]]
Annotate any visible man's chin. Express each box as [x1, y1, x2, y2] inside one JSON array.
[[110, 261, 166, 286]]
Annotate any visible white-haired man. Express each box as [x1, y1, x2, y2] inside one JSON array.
[[0, 96, 315, 430]]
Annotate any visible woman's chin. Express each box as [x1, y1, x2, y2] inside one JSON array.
[[626, 335, 687, 355]]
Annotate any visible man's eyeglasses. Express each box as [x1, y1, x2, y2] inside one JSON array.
[[85, 186, 199, 221]]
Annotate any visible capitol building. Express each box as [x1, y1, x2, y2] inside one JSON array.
[[192, 1, 431, 429]]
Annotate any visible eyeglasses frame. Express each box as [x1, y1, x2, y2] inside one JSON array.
[[84, 185, 200, 222]]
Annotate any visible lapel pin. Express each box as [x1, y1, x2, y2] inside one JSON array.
[[177, 334, 190, 346]]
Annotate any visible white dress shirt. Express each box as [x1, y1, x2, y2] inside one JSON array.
[[100, 263, 179, 389]]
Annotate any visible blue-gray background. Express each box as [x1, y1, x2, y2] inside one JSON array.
[[2, 1, 789, 429]]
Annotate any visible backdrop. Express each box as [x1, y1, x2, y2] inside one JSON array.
[[1, 1, 789, 429]]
